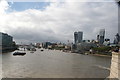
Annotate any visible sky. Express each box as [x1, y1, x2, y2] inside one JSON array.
[[0, 0, 118, 44]]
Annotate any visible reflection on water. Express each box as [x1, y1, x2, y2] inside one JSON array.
[[2, 49, 111, 78]]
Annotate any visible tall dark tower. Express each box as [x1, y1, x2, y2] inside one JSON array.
[[97, 35, 99, 42], [99, 29, 105, 44], [116, 0, 120, 43], [77, 31, 83, 43], [114, 33, 120, 44], [74, 31, 83, 44], [118, 1, 120, 43], [74, 32, 78, 44]]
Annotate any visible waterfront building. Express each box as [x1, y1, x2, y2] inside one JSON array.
[[104, 38, 110, 46], [34, 43, 42, 48], [0, 32, 13, 52], [48, 45, 52, 49], [98, 29, 105, 44], [74, 31, 83, 44], [77, 42, 97, 53], [91, 39, 97, 44], [71, 43, 76, 50], [43, 42, 52, 49], [57, 44, 65, 48]]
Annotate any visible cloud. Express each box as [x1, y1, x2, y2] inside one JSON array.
[[0, 0, 9, 14], [0, 0, 118, 44]]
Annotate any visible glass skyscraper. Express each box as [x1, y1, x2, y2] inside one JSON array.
[[74, 31, 83, 44], [99, 29, 105, 44]]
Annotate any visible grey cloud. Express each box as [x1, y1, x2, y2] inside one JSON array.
[[0, 1, 118, 43]]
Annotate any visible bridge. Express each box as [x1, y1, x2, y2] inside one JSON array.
[[109, 52, 120, 80]]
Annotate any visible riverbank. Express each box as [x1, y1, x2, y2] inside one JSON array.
[[89, 53, 112, 58], [53, 49, 112, 58], [2, 49, 16, 53]]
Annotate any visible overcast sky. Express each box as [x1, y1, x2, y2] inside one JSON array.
[[0, 0, 118, 44]]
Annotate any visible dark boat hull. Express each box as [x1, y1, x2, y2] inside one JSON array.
[[13, 52, 26, 56]]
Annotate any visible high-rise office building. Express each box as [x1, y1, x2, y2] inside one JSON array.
[[97, 35, 99, 42], [114, 33, 120, 44], [99, 29, 105, 44], [78, 31, 83, 43], [74, 31, 83, 44], [74, 32, 78, 44]]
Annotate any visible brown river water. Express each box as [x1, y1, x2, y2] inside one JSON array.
[[1, 49, 111, 78]]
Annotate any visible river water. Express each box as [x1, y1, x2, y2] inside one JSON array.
[[1, 49, 111, 78]]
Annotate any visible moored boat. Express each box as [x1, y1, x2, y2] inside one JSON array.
[[41, 49, 44, 51], [13, 52, 26, 56]]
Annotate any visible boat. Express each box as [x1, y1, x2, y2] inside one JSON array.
[[13, 52, 26, 56], [41, 49, 44, 51], [85, 53, 88, 55]]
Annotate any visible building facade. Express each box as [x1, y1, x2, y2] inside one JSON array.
[[42, 42, 52, 49], [77, 42, 97, 53], [98, 29, 105, 44], [104, 38, 110, 46], [74, 31, 83, 44], [114, 33, 120, 44], [0, 32, 13, 52], [74, 32, 78, 44]]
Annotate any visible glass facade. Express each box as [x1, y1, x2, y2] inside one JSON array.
[[74, 31, 83, 44], [0, 32, 13, 51], [99, 29, 105, 44]]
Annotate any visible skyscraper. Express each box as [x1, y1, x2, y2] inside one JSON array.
[[74, 31, 83, 44], [78, 31, 83, 43], [99, 29, 105, 44], [114, 33, 120, 44], [74, 32, 78, 44], [97, 35, 99, 42]]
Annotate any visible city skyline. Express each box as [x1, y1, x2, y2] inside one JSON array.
[[0, 0, 118, 44]]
